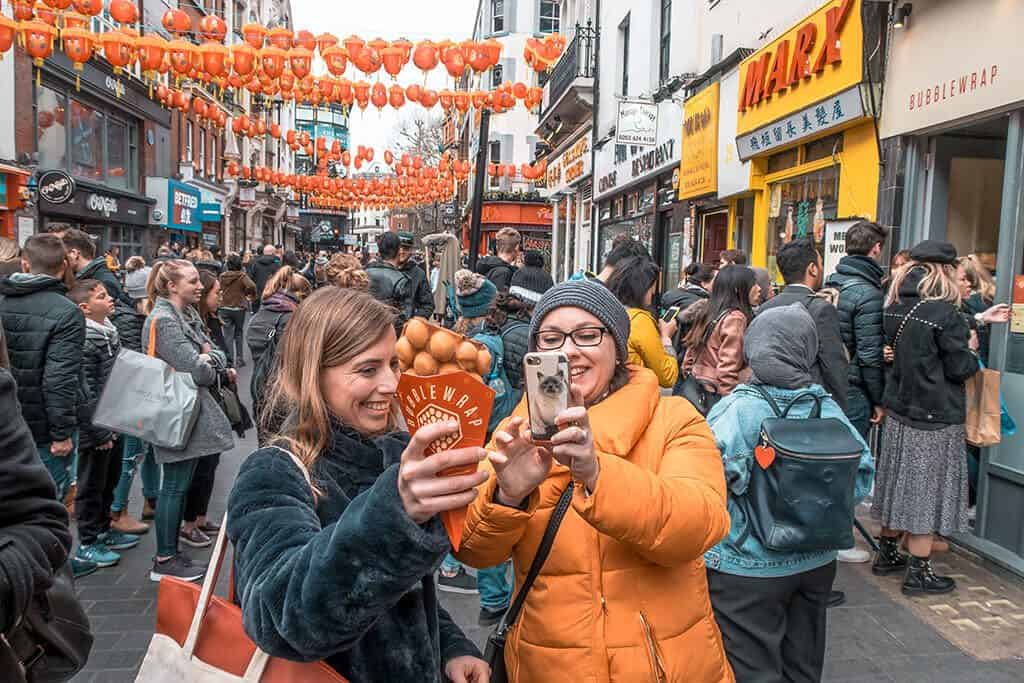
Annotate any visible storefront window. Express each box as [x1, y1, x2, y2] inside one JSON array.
[[805, 133, 844, 163], [765, 166, 840, 281], [108, 225, 144, 258], [37, 86, 67, 171], [70, 99, 104, 181], [107, 118, 128, 190]]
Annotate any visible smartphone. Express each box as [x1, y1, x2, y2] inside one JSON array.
[[661, 306, 682, 323], [524, 351, 570, 442]]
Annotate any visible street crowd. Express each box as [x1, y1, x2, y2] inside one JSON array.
[[0, 221, 1012, 682]]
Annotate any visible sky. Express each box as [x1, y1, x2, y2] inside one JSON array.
[[291, 0, 480, 157]]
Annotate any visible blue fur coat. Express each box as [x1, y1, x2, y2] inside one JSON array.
[[227, 425, 480, 682]]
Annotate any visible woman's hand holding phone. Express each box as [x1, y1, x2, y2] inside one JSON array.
[[490, 417, 552, 508], [398, 422, 489, 524], [549, 385, 599, 493]]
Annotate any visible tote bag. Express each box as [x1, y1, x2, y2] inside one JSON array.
[[92, 320, 199, 450], [136, 451, 346, 683], [965, 365, 1002, 447]]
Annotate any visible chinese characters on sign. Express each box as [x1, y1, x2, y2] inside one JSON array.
[[679, 82, 720, 200], [735, 86, 865, 161]]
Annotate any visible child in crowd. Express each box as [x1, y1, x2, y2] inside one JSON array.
[[68, 279, 140, 569]]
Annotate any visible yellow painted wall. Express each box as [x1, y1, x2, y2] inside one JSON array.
[[748, 121, 879, 269]]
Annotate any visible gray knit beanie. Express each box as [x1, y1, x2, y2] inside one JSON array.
[[529, 280, 631, 359]]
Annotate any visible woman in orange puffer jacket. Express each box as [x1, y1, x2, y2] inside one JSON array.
[[456, 280, 734, 683]]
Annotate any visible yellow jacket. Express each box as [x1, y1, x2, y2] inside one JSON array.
[[457, 368, 734, 683], [627, 307, 678, 388]]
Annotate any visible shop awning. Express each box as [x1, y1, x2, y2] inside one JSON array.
[[0, 164, 31, 177]]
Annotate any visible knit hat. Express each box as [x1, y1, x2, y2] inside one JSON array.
[[455, 269, 497, 318], [124, 267, 151, 300], [909, 240, 958, 265], [510, 262, 554, 304], [529, 280, 630, 360]]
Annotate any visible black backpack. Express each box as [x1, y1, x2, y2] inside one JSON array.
[[250, 313, 286, 420], [736, 387, 863, 553]]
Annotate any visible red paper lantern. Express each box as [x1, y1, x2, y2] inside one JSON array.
[[21, 21, 57, 67], [61, 26, 95, 77], [259, 46, 286, 79], [294, 29, 316, 51], [0, 15, 16, 56], [316, 32, 338, 55], [200, 41, 229, 79], [288, 47, 312, 79], [388, 83, 406, 108], [160, 8, 190, 35], [167, 39, 196, 78], [12, 1, 34, 21], [370, 82, 387, 110], [267, 27, 293, 50], [380, 46, 406, 79], [109, 0, 138, 24], [198, 15, 226, 43], [420, 89, 439, 108], [72, 0, 103, 16], [241, 23, 266, 49]]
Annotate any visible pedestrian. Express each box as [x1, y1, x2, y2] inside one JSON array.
[[108, 258, 157, 535], [594, 236, 651, 283], [399, 232, 436, 320], [501, 253, 554, 392], [325, 252, 369, 290], [67, 279, 140, 569], [680, 265, 759, 402], [226, 287, 489, 682], [475, 227, 521, 292], [662, 261, 715, 337], [62, 228, 133, 307], [873, 241, 979, 595], [508, 249, 553, 303], [249, 244, 281, 313], [143, 259, 234, 582], [455, 279, 734, 683], [218, 254, 256, 368], [758, 237, 849, 410], [705, 304, 874, 683], [0, 235, 20, 279], [751, 267, 774, 303], [105, 246, 121, 275], [719, 248, 748, 268], [606, 256, 679, 388], [247, 265, 311, 436], [0, 235, 91, 576]]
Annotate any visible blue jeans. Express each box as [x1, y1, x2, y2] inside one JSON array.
[[156, 458, 198, 557], [111, 437, 162, 513], [37, 432, 79, 501], [846, 384, 873, 439], [442, 554, 512, 611]]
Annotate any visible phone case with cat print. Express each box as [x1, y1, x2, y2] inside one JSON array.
[[524, 352, 570, 442]]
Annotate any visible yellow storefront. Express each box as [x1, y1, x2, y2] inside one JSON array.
[[735, 0, 879, 278]]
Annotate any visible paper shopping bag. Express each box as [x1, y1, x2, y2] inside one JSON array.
[[965, 367, 1002, 447]]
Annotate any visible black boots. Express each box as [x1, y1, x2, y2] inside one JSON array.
[[902, 555, 956, 596], [872, 536, 909, 576]]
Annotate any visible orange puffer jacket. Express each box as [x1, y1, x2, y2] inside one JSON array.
[[456, 368, 734, 683]]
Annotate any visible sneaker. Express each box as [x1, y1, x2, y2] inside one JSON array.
[[479, 605, 508, 627], [70, 557, 99, 579], [141, 499, 157, 521], [75, 543, 120, 568], [179, 526, 213, 548], [197, 520, 221, 535], [837, 548, 871, 563], [437, 566, 478, 594], [100, 530, 141, 550], [150, 554, 206, 583], [111, 510, 150, 535], [826, 590, 847, 608]]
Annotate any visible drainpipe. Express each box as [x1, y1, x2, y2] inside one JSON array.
[[588, 0, 601, 272]]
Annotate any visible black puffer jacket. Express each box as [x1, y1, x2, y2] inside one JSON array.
[[111, 299, 146, 354], [883, 267, 979, 428], [0, 367, 72, 636], [825, 255, 886, 406], [475, 256, 516, 292], [500, 316, 530, 391], [78, 257, 132, 306], [79, 319, 120, 449], [250, 255, 282, 299], [0, 274, 85, 445]]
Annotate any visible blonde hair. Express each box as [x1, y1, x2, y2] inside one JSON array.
[[145, 259, 195, 313], [958, 254, 996, 302], [263, 287, 397, 475], [886, 262, 962, 307], [325, 253, 369, 290], [125, 255, 146, 272], [262, 265, 312, 301]]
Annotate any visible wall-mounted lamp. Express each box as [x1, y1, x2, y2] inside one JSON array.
[[893, 2, 912, 29]]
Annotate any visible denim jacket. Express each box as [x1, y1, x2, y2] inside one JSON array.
[[704, 383, 874, 578]]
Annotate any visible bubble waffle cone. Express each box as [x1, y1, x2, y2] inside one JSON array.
[[397, 318, 492, 382], [397, 370, 496, 551]]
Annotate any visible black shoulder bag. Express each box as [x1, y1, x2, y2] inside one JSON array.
[[484, 482, 574, 683], [0, 562, 93, 683], [679, 310, 732, 416]]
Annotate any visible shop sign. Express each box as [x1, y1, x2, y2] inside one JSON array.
[[736, 85, 865, 161], [168, 180, 201, 232], [197, 202, 222, 222], [679, 82, 720, 200], [717, 68, 752, 198], [736, 0, 864, 135], [595, 101, 682, 200], [616, 100, 659, 146], [822, 219, 859, 278], [546, 133, 592, 196], [880, 0, 1024, 138], [86, 193, 118, 218], [37, 170, 75, 204]]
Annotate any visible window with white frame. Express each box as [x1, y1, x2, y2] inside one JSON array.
[[539, 0, 560, 34], [659, 0, 671, 84], [491, 0, 504, 33], [492, 63, 503, 89], [185, 121, 193, 163], [489, 140, 501, 188]]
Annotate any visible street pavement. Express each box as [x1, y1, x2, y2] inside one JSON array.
[[68, 362, 1024, 682]]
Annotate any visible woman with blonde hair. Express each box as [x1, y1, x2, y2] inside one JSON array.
[[325, 252, 369, 290], [873, 241, 978, 596], [226, 287, 489, 682], [143, 259, 234, 582]]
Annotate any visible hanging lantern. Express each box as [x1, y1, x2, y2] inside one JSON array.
[[12, 1, 34, 21], [468, 44, 492, 74], [200, 41, 229, 79], [42, 0, 72, 9], [259, 45, 286, 79], [71, 0, 102, 16], [352, 46, 380, 76], [342, 34, 364, 60], [420, 88, 439, 108], [321, 44, 347, 77], [229, 42, 256, 77], [316, 32, 338, 55], [453, 91, 470, 114], [160, 8, 190, 35], [388, 84, 406, 109], [198, 14, 226, 43], [293, 29, 315, 51], [341, 150, 351, 166], [192, 97, 207, 118], [21, 21, 57, 68], [167, 39, 196, 79], [134, 34, 166, 79], [267, 27, 292, 50], [379, 46, 405, 80], [173, 89, 190, 112], [391, 37, 412, 60], [270, 122, 281, 139], [487, 163, 498, 177], [405, 83, 422, 103], [470, 91, 488, 109], [60, 26, 94, 87], [109, 0, 138, 24], [288, 47, 312, 79], [482, 38, 502, 67], [0, 15, 15, 57], [412, 40, 438, 76], [34, 4, 58, 26], [441, 48, 465, 79], [99, 29, 134, 75], [337, 78, 353, 105], [370, 81, 387, 110], [384, 150, 394, 166], [257, 118, 267, 136], [226, 160, 239, 177], [241, 23, 266, 49], [62, 12, 91, 29]]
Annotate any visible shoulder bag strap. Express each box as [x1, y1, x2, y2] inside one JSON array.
[[751, 385, 783, 417], [495, 481, 575, 636]]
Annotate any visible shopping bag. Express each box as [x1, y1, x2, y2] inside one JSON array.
[[92, 322, 200, 450], [965, 365, 1002, 447], [136, 511, 346, 683]]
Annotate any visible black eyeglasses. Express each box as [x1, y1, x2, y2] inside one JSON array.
[[534, 327, 608, 351]]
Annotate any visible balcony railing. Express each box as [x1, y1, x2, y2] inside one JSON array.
[[539, 24, 596, 122]]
